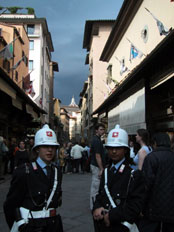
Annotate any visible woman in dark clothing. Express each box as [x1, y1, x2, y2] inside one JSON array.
[[14, 140, 29, 168]]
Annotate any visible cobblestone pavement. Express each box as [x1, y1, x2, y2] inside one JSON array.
[[0, 172, 94, 232]]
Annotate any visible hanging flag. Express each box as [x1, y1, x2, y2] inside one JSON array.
[[102, 80, 112, 92], [130, 44, 138, 59], [129, 43, 143, 62], [23, 73, 30, 90], [120, 61, 128, 76], [145, 8, 169, 36], [11, 57, 23, 70], [11, 55, 26, 70], [127, 38, 144, 62], [0, 42, 13, 60], [22, 55, 28, 65], [26, 81, 35, 97], [115, 56, 129, 76]]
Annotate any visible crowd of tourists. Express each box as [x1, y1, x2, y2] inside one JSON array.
[[0, 136, 34, 181]]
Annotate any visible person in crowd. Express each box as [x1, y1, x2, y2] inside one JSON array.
[[58, 142, 67, 173], [90, 123, 105, 211], [27, 138, 34, 160], [66, 142, 73, 174], [3, 137, 10, 175], [70, 141, 84, 173], [171, 134, 174, 152], [3, 124, 63, 232], [14, 140, 30, 168], [139, 132, 174, 232], [83, 143, 91, 172], [0, 136, 7, 181], [132, 129, 152, 170], [129, 137, 136, 159], [93, 125, 145, 232], [8, 137, 18, 174], [81, 143, 89, 173]]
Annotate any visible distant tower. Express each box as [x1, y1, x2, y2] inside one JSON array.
[[69, 95, 78, 107]]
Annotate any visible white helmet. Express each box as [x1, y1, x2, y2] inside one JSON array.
[[105, 124, 129, 148], [33, 124, 59, 149]]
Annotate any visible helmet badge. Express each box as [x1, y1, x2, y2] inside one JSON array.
[[46, 131, 53, 137], [112, 132, 119, 137]]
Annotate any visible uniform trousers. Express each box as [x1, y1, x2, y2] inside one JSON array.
[[139, 218, 174, 232], [22, 215, 63, 232], [94, 220, 129, 232]]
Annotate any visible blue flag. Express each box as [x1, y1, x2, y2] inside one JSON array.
[[129, 44, 143, 62]]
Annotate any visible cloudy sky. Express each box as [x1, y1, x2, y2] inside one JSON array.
[[1, 0, 124, 105]]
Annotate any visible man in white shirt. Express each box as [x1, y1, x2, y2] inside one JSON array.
[[71, 142, 84, 173]]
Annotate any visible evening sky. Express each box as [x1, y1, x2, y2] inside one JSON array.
[[1, 0, 124, 105]]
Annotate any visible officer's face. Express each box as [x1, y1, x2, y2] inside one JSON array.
[[38, 145, 57, 164], [107, 147, 126, 164]]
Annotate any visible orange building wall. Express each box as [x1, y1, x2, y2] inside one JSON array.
[[0, 24, 29, 89]]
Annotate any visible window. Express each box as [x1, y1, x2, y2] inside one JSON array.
[[27, 24, 35, 35], [25, 56, 28, 67], [15, 71, 18, 82], [141, 25, 149, 43], [29, 40, 34, 50], [29, 60, 34, 71], [3, 60, 10, 73]]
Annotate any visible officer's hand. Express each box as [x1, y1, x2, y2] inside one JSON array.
[[93, 207, 105, 220], [103, 212, 110, 227]]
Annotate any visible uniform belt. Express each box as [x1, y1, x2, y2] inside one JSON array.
[[20, 207, 57, 219], [29, 208, 57, 218]]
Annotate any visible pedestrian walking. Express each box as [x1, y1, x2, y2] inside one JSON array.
[[8, 137, 18, 174], [27, 138, 34, 161], [90, 123, 105, 211], [14, 140, 30, 168], [58, 142, 68, 173], [139, 132, 174, 232], [0, 136, 7, 181], [93, 125, 145, 232], [132, 129, 152, 170], [82, 143, 90, 173], [66, 142, 73, 173], [3, 124, 63, 232], [3, 137, 10, 175], [129, 137, 136, 159], [70, 141, 84, 173]]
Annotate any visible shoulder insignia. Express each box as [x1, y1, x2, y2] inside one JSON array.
[[32, 162, 38, 170], [119, 164, 125, 173]]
